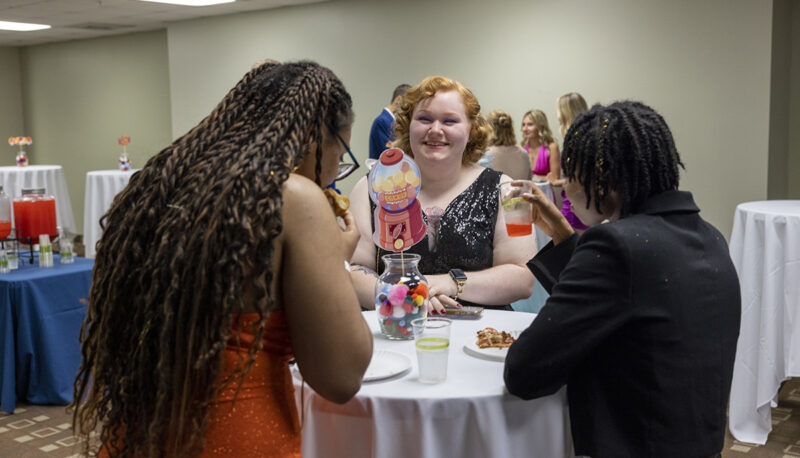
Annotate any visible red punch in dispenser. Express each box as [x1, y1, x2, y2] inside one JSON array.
[[0, 186, 11, 240], [13, 188, 57, 244], [368, 148, 426, 252]]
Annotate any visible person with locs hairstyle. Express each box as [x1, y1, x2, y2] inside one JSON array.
[[72, 60, 373, 457], [504, 101, 740, 457]]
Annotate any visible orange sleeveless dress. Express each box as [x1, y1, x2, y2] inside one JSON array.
[[98, 310, 300, 457], [202, 310, 301, 457]]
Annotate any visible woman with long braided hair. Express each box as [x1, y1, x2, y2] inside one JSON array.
[[71, 60, 373, 457], [504, 101, 740, 457]]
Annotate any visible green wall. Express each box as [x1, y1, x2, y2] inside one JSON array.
[[791, 0, 800, 199], [19, 30, 172, 233], [7, 0, 798, 238], [167, 0, 773, 239], [0, 47, 25, 160]]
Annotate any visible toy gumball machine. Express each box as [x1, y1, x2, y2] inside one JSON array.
[[369, 148, 426, 251], [369, 148, 429, 339]]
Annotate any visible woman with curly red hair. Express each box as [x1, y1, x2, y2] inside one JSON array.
[[349, 76, 536, 313]]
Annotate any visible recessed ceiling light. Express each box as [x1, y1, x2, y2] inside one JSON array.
[[137, 0, 236, 6], [0, 20, 51, 32]]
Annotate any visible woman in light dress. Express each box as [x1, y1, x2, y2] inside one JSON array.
[[479, 109, 531, 181]]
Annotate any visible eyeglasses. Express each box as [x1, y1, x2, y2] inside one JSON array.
[[333, 130, 359, 181]]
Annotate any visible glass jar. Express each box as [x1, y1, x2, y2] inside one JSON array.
[[0, 186, 11, 240], [16, 150, 28, 167], [4, 229, 18, 270], [119, 152, 132, 171], [375, 253, 428, 340], [13, 188, 57, 244]]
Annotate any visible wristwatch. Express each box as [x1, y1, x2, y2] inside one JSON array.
[[449, 268, 467, 300]]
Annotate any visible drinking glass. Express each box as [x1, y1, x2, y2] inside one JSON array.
[[411, 317, 452, 383], [59, 237, 74, 264], [39, 234, 53, 268], [498, 180, 533, 237], [5, 231, 18, 270], [0, 249, 9, 274]]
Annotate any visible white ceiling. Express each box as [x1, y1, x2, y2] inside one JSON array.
[[0, 0, 325, 46]]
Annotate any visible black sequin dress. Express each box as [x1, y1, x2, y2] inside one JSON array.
[[371, 168, 510, 310]]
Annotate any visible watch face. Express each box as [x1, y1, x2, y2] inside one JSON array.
[[450, 269, 467, 281]]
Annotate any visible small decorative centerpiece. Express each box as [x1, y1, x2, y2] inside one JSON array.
[[369, 148, 429, 339], [9, 136, 31, 167], [375, 253, 428, 339], [117, 136, 132, 171]]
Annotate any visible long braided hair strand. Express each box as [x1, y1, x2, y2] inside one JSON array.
[[72, 60, 353, 457], [561, 101, 684, 217]]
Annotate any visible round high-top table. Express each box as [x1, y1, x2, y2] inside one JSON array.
[[728, 200, 800, 444], [83, 170, 137, 258], [294, 310, 574, 458], [0, 165, 76, 235]]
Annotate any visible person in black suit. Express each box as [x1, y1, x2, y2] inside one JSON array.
[[504, 101, 740, 458]]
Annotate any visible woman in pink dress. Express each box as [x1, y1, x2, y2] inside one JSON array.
[[520, 109, 560, 183], [552, 92, 590, 232]]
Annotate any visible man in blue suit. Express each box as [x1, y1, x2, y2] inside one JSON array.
[[369, 84, 410, 160]]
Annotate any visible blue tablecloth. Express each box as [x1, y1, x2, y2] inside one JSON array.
[[0, 254, 93, 413]]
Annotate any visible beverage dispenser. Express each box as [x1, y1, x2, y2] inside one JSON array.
[[0, 186, 10, 240], [13, 188, 57, 244]]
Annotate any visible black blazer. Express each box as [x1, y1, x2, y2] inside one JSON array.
[[504, 191, 740, 458]]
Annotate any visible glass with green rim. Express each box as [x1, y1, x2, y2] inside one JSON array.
[[412, 317, 452, 383]]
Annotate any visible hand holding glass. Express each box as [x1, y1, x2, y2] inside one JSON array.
[[498, 181, 533, 237]]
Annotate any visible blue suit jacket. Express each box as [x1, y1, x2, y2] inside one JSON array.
[[369, 109, 394, 160], [505, 190, 740, 458]]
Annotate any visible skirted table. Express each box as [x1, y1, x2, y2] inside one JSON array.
[[0, 165, 76, 236], [294, 310, 574, 458], [83, 170, 137, 258], [728, 200, 800, 443], [0, 254, 93, 413]]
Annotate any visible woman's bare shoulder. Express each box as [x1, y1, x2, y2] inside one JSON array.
[[281, 175, 336, 228]]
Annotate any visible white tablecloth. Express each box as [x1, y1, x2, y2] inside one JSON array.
[[83, 170, 137, 258], [294, 310, 574, 458], [0, 165, 76, 236], [728, 200, 800, 444]]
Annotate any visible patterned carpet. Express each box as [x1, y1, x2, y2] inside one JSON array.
[[1, 379, 798, 457], [0, 404, 83, 457]]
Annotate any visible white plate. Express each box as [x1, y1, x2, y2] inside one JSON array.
[[363, 350, 412, 382], [462, 331, 521, 362]]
